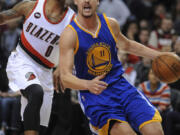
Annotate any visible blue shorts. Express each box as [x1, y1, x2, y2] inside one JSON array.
[[79, 76, 162, 135]]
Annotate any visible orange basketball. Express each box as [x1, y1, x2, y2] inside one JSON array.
[[152, 54, 180, 83]]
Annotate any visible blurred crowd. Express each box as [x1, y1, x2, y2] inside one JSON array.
[[0, 0, 180, 135]]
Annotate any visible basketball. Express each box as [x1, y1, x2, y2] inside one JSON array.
[[152, 53, 180, 83]]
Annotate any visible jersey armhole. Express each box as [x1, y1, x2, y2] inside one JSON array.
[[103, 13, 117, 43], [67, 25, 79, 55], [24, 0, 39, 24]]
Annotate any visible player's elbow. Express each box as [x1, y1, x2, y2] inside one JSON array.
[[120, 39, 131, 52]]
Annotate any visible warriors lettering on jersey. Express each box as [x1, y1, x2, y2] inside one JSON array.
[[87, 42, 112, 76], [25, 22, 60, 46]]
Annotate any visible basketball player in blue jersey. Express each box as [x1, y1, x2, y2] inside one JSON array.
[[58, 0, 173, 134]]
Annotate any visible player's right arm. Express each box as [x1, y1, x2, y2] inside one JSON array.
[[59, 26, 108, 95], [0, 0, 35, 25]]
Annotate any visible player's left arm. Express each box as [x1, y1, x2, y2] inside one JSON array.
[[107, 17, 164, 60]]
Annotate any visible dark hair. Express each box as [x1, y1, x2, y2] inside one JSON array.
[[139, 27, 150, 34]]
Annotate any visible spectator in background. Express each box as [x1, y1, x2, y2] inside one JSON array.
[[152, 4, 166, 30], [0, 7, 21, 135], [0, 69, 21, 135], [156, 0, 175, 12], [135, 57, 151, 87], [138, 28, 150, 45], [169, 38, 180, 91], [139, 19, 150, 29], [98, 0, 130, 27], [118, 51, 137, 86], [123, 20, 139, 41], [139, 69, 171, 112], [0, 62, 9, 135], [164, 89, 180, 135], [173, 0, 180, 35], [172, 0, 180, 22], [138, 69, 171, 132], [0, 92, 21, 135], [129, 0, 154, 21], [148, 16, 175, 50], [123, 20, 140, 64], [0, 20, 21, 68]]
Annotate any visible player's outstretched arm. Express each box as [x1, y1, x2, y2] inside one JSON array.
[[59, 26, 108, 94], [0, 0, 35, 25], [108, 17, 162, 60]]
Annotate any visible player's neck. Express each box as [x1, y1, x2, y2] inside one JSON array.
[[45, 0, 66, 23], [76, 14, 99, 34], [46, 0, 65, 14]]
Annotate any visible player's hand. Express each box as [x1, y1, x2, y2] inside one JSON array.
[[53, 68, 60, 93], [53, 68, 65, 93], [160, 52, 178, 58], [85, 74, 108, 95]]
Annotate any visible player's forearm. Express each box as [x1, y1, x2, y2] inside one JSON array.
[[126, 40, 161, 59], [0, 10, 21, 25], [61, 72, 88, 90], [0, 0, 31, 25]]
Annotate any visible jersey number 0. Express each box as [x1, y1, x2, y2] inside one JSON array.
[[45, 45, 53, 57]]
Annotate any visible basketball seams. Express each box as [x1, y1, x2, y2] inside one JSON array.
[[155, 57, 169, 82], [152, 54, 180, 83], [165, 55, 180, 73], [158, 56, 179, 79], [164, 55, 180, 66]]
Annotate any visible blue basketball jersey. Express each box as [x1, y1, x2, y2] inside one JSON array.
[[69, 13, 124, 84]]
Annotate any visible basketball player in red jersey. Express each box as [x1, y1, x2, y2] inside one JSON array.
[[0, 0, 75, 135]]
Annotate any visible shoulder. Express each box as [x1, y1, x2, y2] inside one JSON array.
[[60, 25, 77, 48], [107, 17, 120, 29], [105, 17, 120, 35], [62, 25, 77, 38]]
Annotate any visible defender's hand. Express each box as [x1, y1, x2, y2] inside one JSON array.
[[53, 68, 61, 93], [53, 68, 65, 93]]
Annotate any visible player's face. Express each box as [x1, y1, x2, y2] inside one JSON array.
[[161, 19, 173, 32], [139, 30, 149, 44], [74, 0, 99, 18]]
